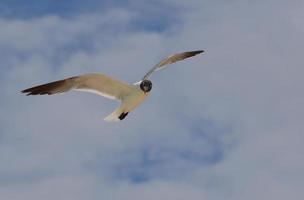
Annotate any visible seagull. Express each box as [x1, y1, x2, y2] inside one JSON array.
[[22, 50, 204, 121]]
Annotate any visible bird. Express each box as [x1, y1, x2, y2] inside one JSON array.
[[21, 50, 204, 121]]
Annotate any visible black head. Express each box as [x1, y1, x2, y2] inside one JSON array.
[[140, 80, 152, 93]]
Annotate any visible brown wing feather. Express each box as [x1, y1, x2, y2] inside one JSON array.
[[21, 77, 77, 96]]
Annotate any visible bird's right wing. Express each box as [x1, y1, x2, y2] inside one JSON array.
[[21, 73, 133, 100], [142, 50, 204, 80]]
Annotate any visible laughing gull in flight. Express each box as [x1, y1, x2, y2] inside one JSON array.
[[22, 50, 204, 121]]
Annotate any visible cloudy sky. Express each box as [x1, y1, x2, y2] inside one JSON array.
[[0, 0, 303, 199]]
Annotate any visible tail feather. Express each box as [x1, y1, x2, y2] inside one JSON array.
[[104, 106, 128, 122]]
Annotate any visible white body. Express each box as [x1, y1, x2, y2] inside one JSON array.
[[104, 85, 149, 121]]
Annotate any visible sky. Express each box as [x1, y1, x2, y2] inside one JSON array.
[[0, 0, 304, 199]]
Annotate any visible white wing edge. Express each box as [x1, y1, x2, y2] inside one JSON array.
[[74, 88, 117, 100]]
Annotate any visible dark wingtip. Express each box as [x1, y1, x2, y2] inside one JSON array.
[[195, 50, 204, 54], [21, 89, 31, 95], [20, 79, 69, 96], [21, 87, 46, 96], [21, 88, 38, 96], [183, 50, 204, 59]]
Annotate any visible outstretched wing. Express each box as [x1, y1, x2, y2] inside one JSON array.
[[142, 50, 204, 80], [21, 73, 133, 100]]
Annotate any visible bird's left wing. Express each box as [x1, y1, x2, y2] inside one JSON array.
[[21, 73, 133, 100], [142, 50, 204, 80]]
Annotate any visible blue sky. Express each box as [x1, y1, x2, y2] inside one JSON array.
[[0, 0, 180, 32], [0, 0, 304, 199]]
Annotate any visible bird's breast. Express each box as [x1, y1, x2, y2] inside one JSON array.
[[122, 88, 149, 112]]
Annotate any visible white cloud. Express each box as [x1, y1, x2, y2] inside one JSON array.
[[0, 1, 304, 200]]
